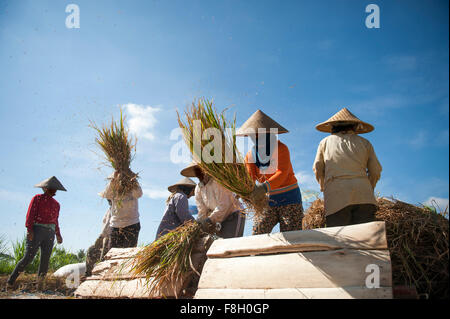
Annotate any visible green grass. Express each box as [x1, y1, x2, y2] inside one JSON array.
[[0, 235, 14, 274], [0, 234, 86, 275]]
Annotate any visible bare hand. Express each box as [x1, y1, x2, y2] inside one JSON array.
[[27, 232, 34, 241], [56, 235, 63, 244], [198, 218, 218, 234]]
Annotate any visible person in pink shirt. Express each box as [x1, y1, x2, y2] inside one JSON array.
[[7, 176, 66, 288]]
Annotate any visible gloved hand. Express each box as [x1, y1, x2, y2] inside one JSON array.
[[198, 217, 219, 234], [249, 183, 268, 203]]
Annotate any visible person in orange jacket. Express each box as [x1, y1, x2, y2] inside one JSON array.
[[237, 110, 304, 235]]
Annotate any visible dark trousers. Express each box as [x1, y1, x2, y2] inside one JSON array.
[[110, 223, 140, 248], [8, 225, 55, 284], [218, 211, 246, 239], [326, 204, 377, 227]]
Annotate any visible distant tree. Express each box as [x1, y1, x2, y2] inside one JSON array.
[[77, 249, 86, 262]]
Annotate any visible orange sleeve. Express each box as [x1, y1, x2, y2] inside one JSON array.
[[245, 152, 259, 182], [265, 143, 294, 191]]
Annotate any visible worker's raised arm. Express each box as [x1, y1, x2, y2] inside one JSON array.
[[101, 181, 114, 200], [132, 184, 143, 199]]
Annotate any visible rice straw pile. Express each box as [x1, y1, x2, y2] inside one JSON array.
[[130, 220, 206, 297], [301, 198, 326, 230], [90, 110, 139, 200], [177, 98, 268, 218], [302, 197, 449, 299]]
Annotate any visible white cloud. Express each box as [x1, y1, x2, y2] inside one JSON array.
[[142, 187, 169, 200], [424, 197, 449, 211], [124, 103, 160, 140]]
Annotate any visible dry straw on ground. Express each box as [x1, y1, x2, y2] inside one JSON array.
[[302, 198, 449, 299], [0, 274, 75, 298], [177, 98, 268, 218], [90, 110, 139, 200], [130, 221, 207, 298]]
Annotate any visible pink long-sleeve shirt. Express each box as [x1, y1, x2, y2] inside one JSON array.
[[25, 194, 61, 237]]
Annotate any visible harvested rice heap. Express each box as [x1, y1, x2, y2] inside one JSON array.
[[302, 198, 449, 299], [91, 110, 139, 200]]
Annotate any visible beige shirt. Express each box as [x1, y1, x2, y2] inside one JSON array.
[[101, 182, 143, 228], [195, 179, 243, 224], [313, 132, 382, 216]]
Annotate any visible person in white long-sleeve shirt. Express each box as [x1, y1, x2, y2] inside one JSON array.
[[181, 163, 245, 238], [101, 171, 143, 248]]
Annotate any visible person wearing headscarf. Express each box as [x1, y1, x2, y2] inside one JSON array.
[[7, 176, 67, 288], [155, 177, 197, 239], [313, 107, 382, 227], [181, 163, 245, 238], [101, 170, 143, 248], [237, 110, 304, 235]]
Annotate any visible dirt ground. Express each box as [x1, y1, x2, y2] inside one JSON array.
[[0, 274, 79, 299]]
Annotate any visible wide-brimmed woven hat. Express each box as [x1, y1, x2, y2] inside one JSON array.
[[168, 177, 196, 193], [236, 110, 289, 136], [316, 107, 374, 134], [34, 176, 67, 191], [180, 162, 200, 178]]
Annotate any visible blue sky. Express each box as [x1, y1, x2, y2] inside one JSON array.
[[0, 0, 448, 252]]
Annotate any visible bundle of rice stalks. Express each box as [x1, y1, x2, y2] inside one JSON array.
[[90, 110, 139, 200], [177, 98, 267, 217], [130, 221, 206, 298], [303, 197, 449, 299]]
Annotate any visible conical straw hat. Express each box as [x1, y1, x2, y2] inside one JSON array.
[[168, 177, 196, 193], [34, 176, 67, 191], [316, 108, 374, 134], [180, 162, 200, 178], [236, 110, 289, 136]]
